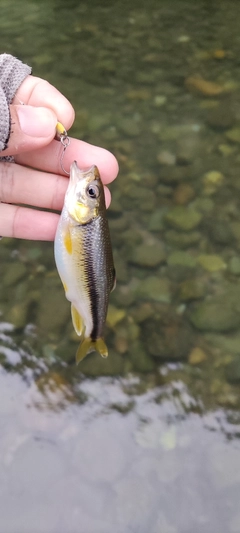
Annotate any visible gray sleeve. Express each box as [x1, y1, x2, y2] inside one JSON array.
[[0, 54, 32, 152]]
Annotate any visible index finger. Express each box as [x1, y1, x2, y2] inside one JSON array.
[[13, 75, 75, 131], [15, 137, 119, 185]]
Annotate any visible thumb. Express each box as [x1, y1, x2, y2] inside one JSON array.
[[1, 104, 58, 157]]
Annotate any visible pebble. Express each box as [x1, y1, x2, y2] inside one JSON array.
[[225, 127, 240, 143], [36, 276, 70, 333], [6, 302, 29, 329], [125, 89, 151, 100], [160, 165, 193, 184], [206, 104, 235, 129], [147, 210, 165, 232], [208, 220, 235, 245], [205, 332, 240, 355], [193, 197, 214, 213], [164, 206, 202, 231], [157, 150, 176, 166], [165, 230, 201, 248], [202, 170, 224, 195], [228, 256, 240, 275], [3, 263, 27, 287], [136, 276, 171, 303], [129, 340, 155, 372], [79, 350, 125, 377], [218, 143, 236, 156], [230, 221, 240, 241], [212, 49, 226, 59], [185, 76, 223, 96], [173, 184, 195, 205], [129, 242, 166, 268], [197, 254, 226, 272], [153, 95, 167, 107], [106, 305, 126, 328], [119, 118, 141, 137], [225, 356, 240, 383], [188, 347, 207, 365], [176, 135, 201, 164], [190, 296, 240, 332], [144, 316, 193, 360], [131, 303, 154, 325], [167, 251, 197, 269], [178, 279, 206, 301]]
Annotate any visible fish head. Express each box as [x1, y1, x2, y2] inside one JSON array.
[[65, 161, 105, 224]]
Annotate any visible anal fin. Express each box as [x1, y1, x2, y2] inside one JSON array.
[[71, 304, 84, 336]]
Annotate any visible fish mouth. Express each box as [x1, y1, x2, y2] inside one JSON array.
[[71, 161, 99, 180]]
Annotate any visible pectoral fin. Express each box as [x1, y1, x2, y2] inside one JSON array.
[[111, 267, 116, 292], [71, 304, 84, 336], [76, 337, 108, 364]]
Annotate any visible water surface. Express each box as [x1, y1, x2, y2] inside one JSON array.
[[1, 1, 240, 532]]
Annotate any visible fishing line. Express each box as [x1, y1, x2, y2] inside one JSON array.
[[55, 122, 70, 176]]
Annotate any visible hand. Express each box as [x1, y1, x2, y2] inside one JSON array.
[[0, 76, 119, 240]]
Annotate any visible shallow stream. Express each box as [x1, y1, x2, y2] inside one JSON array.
[[1, 1, 240, 532]]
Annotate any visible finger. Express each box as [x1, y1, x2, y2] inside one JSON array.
[[0, 191, 111, 242], [0, 202, 60, 240], [13, 76, 75, 130], [0, 104, 58, 156], [0, 162, 112, 211], [15, 137, 119, 184]]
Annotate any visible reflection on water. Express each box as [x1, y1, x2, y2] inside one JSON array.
[[1, 0, 240, 531]]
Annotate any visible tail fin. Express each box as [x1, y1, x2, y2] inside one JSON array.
[[76, 337, 108, 364]]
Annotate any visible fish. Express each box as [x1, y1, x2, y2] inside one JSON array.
[[54, 161, 116, 364]]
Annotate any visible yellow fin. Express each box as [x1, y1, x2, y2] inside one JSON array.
[[76, 337, 108, 365], [64, 228, 72, 254], [71, 304, 84, 336]]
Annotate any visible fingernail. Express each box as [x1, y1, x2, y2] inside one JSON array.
[[17, 106, 57, 137]]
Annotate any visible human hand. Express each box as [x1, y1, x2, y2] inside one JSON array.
[[0, 75, 119, 240]]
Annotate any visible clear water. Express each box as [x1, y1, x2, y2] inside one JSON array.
[[1, 1, 240, 532]]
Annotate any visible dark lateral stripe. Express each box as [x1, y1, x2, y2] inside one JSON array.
[[84, 222, 99, 341]]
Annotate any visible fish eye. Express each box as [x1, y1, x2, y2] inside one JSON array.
[[86, 182, 100, 199]]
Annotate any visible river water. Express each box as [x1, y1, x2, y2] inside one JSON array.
[[1, 1, 240, 532]]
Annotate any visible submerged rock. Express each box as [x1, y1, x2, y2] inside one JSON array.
[[3, 262, 27, 287], [188, 346, 207, 365], [206, 105, 235, 130], [107, 305, 126, 328], [228, 256, 240, 275], [178, 279, 206, 301], [79, 350, 125, 376], [143, 313, 193, 360], [185, 76, 223, 96], [164, 206, 202, 231], [225, 356, 240, 383], [136, 276, 171, 303], [173, 184, 195, 205], [197, 254, 226, 272], [36, 275, 70, 333], [165, 230, 201, 248], [129, 242, 166, 268], [6, 302, 29, 329], [167, 251, 197, 269], [225, 127, 240, 143], [190, 295, 240, 332], [202, 170, 224, 195], [129, 340, 155, 372]]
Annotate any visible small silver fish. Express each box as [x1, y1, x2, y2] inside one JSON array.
[[54, 161, 116, 363]]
